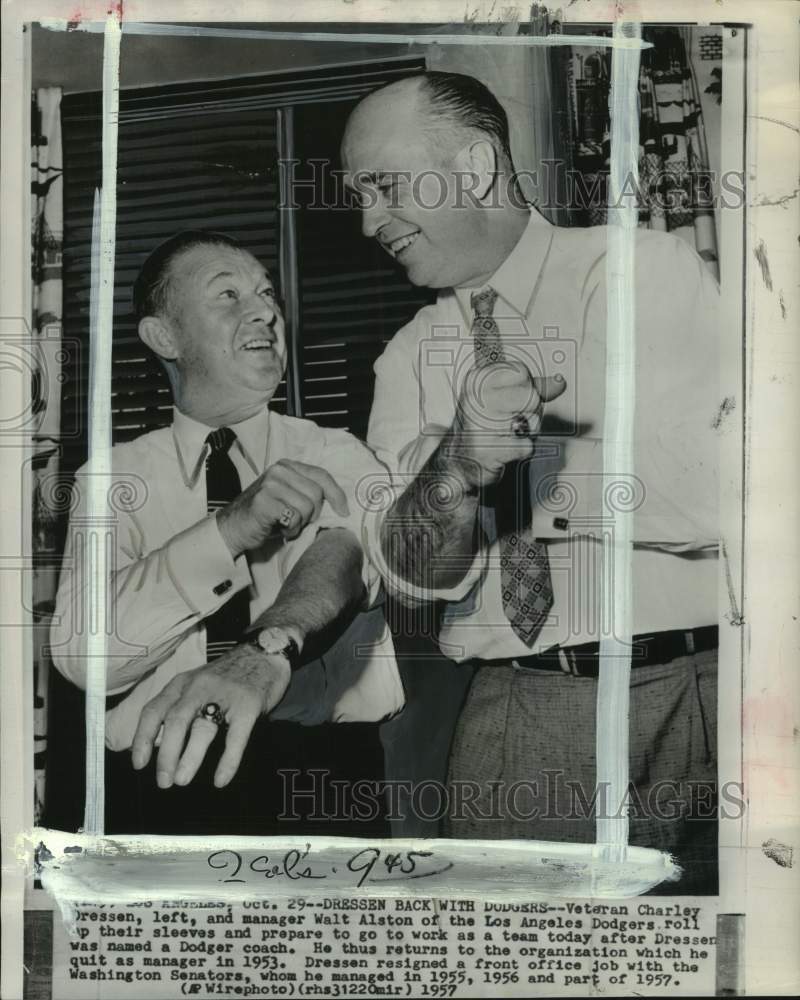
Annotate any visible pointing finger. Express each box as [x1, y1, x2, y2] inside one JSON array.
[[132, 683, 182, 770], [533, 374, 567, 403], [156, 700, 202, 788], [290, 463, 350, 518]]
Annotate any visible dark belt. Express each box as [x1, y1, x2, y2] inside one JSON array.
[[509, 626, 718, 678]]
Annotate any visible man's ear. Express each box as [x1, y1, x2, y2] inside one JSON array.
[[455, 138, 500, 202], [138, 315, 180, 362]]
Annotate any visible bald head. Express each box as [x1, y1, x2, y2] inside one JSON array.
[[340, 71, 528, 290], [345, 75, 425, 129], [343, 72, 514, 171], [342, 77, 427, 170]]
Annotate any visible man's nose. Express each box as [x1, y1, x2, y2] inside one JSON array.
[[361, 195, 391, 239], [243, 293, 277, 324]]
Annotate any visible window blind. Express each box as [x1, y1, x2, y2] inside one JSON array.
[[60, 106, 282, 475], [60, 57, 428, 474], [292, 98, 434, 436]]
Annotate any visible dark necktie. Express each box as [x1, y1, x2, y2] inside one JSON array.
[[471, 287, 554, 646], [204, 427, 250, 659]]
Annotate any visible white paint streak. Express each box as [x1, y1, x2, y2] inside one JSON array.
[[596, 20, 642, 862], [37, 20, 652, 50], [28, 831, 679, 911], [56, 4, 663, 888], [84, 11, 121, 835]]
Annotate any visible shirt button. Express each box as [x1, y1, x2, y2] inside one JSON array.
[[213, 580, 232, 596]]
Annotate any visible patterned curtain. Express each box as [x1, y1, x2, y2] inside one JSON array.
[[31, 87, 64, 824], [558, 25, 720, 278], [425, 14, 719, 275]]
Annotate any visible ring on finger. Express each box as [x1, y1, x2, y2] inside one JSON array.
[[278, 506, 296, 529], [510, 414, 531, 438], [197, 702, 226, 727]]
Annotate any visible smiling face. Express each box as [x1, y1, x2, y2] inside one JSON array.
[[341, 83, 495, 290], [151, 244, 287, 424]]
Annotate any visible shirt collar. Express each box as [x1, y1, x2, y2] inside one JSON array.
[[455, 209, 554, 320], [172, 406, 270, 489]]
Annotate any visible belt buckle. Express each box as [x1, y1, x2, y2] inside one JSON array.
[[558, 648, 580, 676]]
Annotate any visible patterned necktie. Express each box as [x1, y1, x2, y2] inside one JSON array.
[[204, 427, 250, 659], [470, 287, 554, 646]]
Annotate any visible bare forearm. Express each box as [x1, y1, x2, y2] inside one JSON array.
[[380, 430, 483, 590], [250, 528, 365, 651]]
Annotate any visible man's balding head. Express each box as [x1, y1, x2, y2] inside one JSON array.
[[341, 72, 528, 290], [344, 72, 515, 172]]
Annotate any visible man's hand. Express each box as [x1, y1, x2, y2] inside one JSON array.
[[217, 459, 349, 556], [130, 645, 291, 789], [450, 362, 566, 487], [378, 365, 566, 591]]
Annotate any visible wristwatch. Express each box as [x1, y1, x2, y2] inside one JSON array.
[[247, 626, 301, 669]]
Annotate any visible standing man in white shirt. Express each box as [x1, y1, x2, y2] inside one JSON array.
[[342, 72, 721, 891], [50, 230, 404, 835]]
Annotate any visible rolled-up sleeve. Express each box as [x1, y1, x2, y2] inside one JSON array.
[[50, 467, 251, 693], [280, 426, 395, 608], [366, 317, 488, 606]]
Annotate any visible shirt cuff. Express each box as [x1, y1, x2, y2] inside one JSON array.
[[164, 514, 252, 617], [360, 491, 487, 606]]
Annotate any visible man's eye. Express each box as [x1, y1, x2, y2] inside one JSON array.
[[259, 288, 276, 300], [221, 289, 238, 300]]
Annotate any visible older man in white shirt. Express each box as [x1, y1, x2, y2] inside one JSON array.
[[343, 71, 721, 892], [50, 230, 403, 835]]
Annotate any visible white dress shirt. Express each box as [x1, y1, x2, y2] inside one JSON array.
[[51, 406, 404, 750], [367, 213, 723, 662]]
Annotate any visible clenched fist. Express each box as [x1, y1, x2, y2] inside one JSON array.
[[450, 361, 566, 487], [217, 459, 349, 557]]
